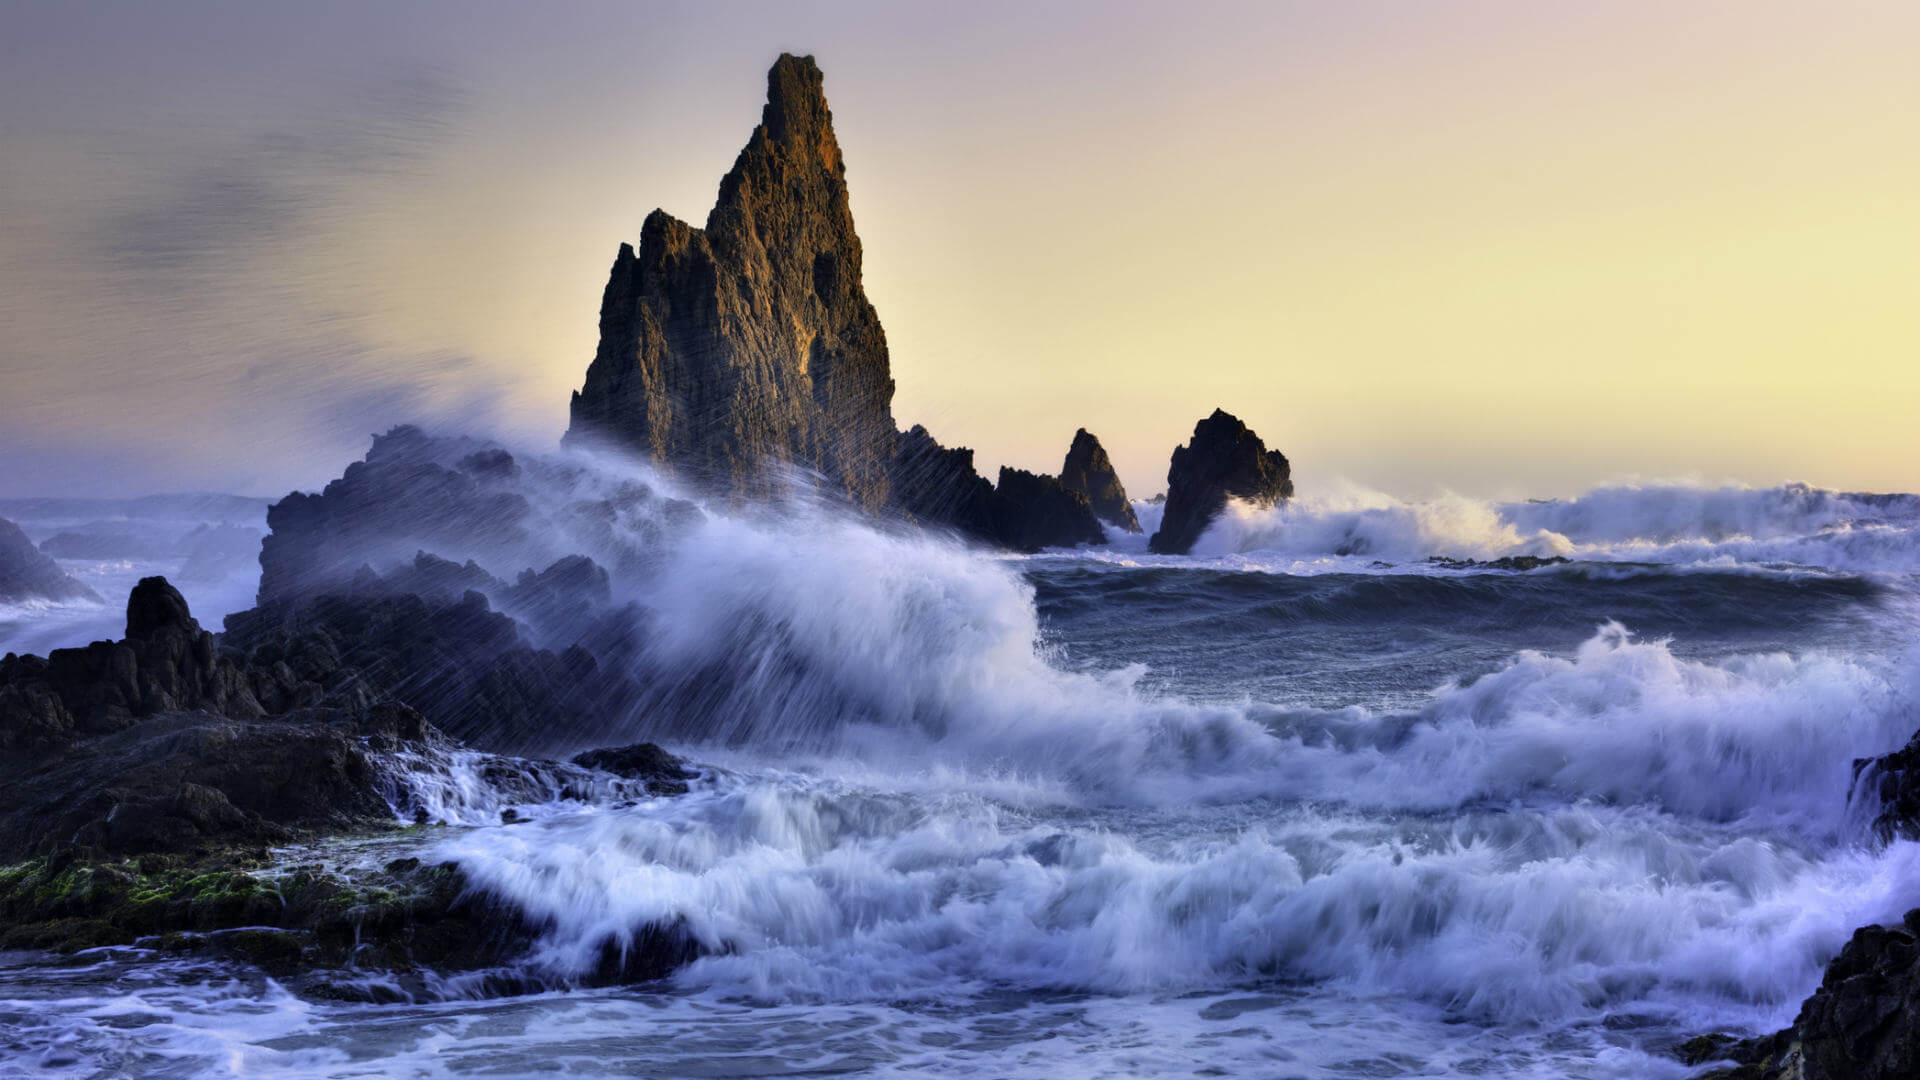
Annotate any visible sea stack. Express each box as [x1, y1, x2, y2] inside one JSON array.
[[564, 54, 1110, 552], [566, 54, 897, 511], [1148, 409, 1293, 555], [1059, 429, 1139, 533]]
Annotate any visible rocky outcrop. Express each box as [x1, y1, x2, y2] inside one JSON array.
[[0, 703, 431, 858], [992, 468, 1106, 552], [259, 426, 532, 602], [890, 425, 1000, 541], [560, 56, 1127, 551], [571, 741, 696, 795], [1853, 733, 1920, 843], [1059, 429, 1139, 533], [566, 54, 897, 512], [0, 516, 99, 604], [0, 577, 263, 750], [1683, 910, 1920, 1080], [222, 587, 643, 754], [1148, 409, 1294, 555]]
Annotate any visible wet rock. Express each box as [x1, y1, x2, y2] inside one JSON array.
[[1854, 733, 1920, 843], [566, 54, 898, 513], [1686, 910, 1920, 1079], [0, 516, 100, 604], [571, 741, 696, 795], [1059, 429, 1139, 533], [1426, 555, 1570, 572], [1148, 409, 1293, 555], [0, 702, 436, 857], [991, 467, 1106, 552], [224, 588, 642, 753]]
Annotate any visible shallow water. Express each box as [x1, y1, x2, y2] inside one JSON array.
[[4, 476, 1918, 1078]]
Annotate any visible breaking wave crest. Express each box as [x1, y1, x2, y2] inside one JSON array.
[[1177, 481, 1920, 573]]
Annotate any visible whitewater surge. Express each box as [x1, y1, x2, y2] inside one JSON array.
[[1149, 480, 1920, 575], [7, 457, 1920, 1079]]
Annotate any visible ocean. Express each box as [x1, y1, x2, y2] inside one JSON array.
[[4, 475, 1918, 1079]]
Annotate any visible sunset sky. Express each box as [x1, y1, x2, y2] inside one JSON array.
[[2, 1, 1916, 499]]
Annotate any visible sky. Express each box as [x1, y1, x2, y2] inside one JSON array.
[[2, 0, 1916, 500]]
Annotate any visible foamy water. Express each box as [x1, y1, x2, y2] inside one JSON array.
[[4, 459, 1917, 1078]]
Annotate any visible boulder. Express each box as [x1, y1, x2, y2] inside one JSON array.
[[0, 516, 100, 604], [1148, 409, 1293, 555], [571, 741, 697, 795], [1059, 429, 1139, 533]]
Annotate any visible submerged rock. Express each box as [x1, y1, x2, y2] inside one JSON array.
[[0, 516, 100, 604], [1148, 409, 1293, 555], [567, 54, 898, 513], [1426, 555, 1570, 572]]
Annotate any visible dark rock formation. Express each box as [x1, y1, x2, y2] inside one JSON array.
[[571, 741, 696, 795], [1853, 733, 1920, 843], [890, 425, 1001, 541], [1059, 429, 1139, 533], [1148, 409, 1294, 555], [223, 588, 642, 754], [1425, 555, 1571, 572], [0, 516, 99, 604], [0, 577, 263, 750], [1684, 910, 1920, 1079], [992, 468, 1107, 552], [567, 54, 897, 512], [0, 576, 704, 992], [259, 425, 531, 602], [0, 703, 430, 858], [888, 427, 1106, 551]]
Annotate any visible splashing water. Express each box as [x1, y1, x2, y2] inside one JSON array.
[[6, 448, 1920, 1079]]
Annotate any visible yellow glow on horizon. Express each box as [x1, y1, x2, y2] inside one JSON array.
[[4, 0, 1915, 498]]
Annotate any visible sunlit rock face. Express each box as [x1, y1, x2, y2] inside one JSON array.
[[566, 54, 898, 514]]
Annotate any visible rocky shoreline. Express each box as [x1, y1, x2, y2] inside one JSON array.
[[0, 576, 702, 998]]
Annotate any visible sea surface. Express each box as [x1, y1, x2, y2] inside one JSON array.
[[4, 476, 1919, 1079]]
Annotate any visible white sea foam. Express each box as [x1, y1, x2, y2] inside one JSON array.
[[1162, 480, 1920, 574], [8, 447, 1920, 1079]]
